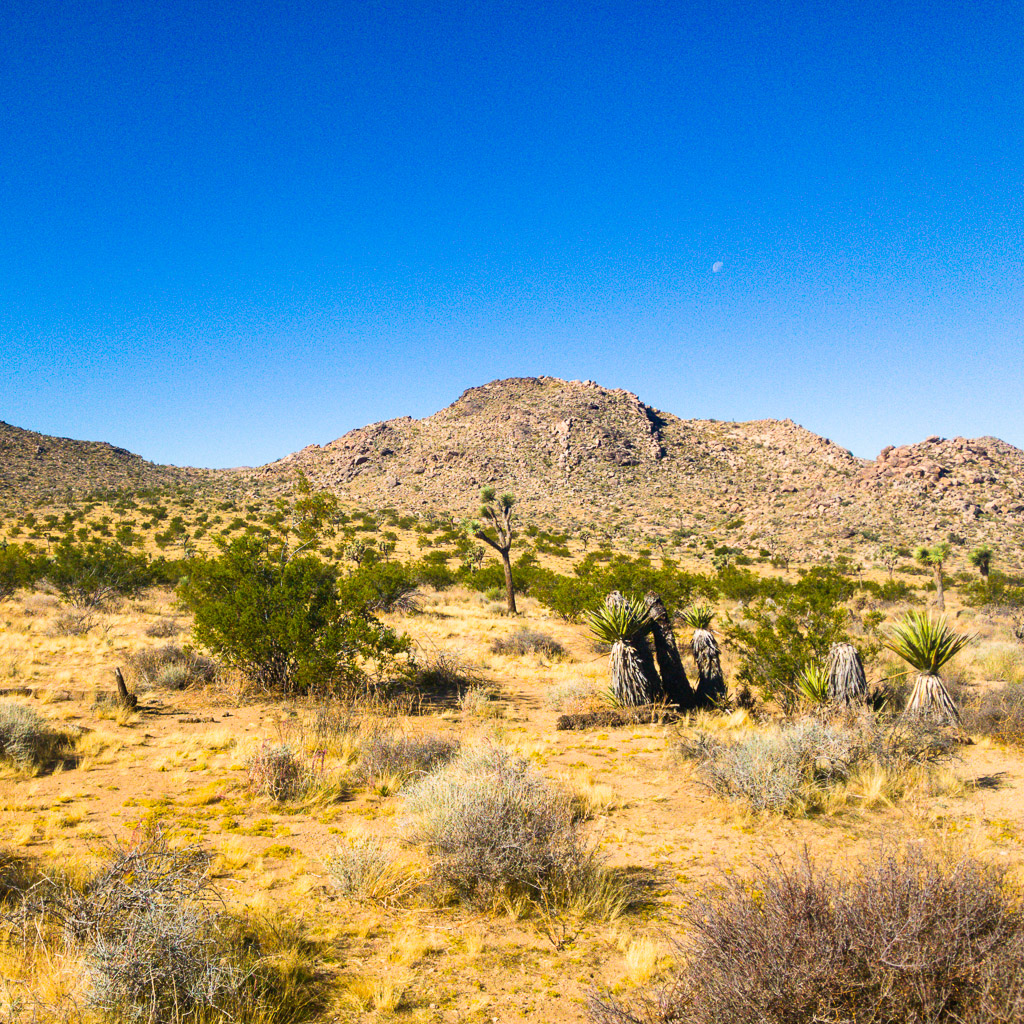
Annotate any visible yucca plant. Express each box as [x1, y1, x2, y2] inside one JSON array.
[[586, 593, 658, 707], [827, 643, 868, 705], [883, 611, 975, 722], [680, 603, 725, 707], [796, 663, 830, 705]]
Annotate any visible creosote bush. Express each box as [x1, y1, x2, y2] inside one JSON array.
[[676, 711, 955, 814], [590, 847, 1024, 1024]]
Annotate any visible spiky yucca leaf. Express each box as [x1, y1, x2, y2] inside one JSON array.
[[586, 595, 653, 645], [883, 611, 975, 675], [680, 602, 715, 631], [796, 663, 830, 705]]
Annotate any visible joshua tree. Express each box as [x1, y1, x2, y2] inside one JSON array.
[[680, 603, 726, 707], [883, 610, 974, 723], [586, 593, 659, 706], [472, 488, 517, 614], [827, 642, 868, 704], [968, 544, 993, 582], [644, 591, 692, 707], [876, 543, 899, 581], [914, 542, 950, 612]]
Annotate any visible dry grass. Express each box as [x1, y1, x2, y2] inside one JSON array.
[[2, 578, 1024, 1022]]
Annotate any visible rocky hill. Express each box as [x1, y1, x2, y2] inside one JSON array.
[[0, 420, 204, 507], [251, 377, 1024, 560], [3, 378, 1022, 561]]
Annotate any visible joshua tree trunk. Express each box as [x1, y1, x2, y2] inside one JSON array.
[[827, 643, 867, 704], [609, 640, 657, 706], [692, 629, 725, 707], [644, 591, 692, 707], [907, 672, 958, 723], [605, 591, 659, 704], [933, 566, 945, 612], [500, 550, 517, 615]]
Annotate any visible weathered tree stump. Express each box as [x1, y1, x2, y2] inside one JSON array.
[[114, 667, 138, 709]]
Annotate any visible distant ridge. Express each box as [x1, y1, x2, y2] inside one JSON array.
[[251, 376, 1024, 557], [0, 420, 202, 505], [3, 377, 1023, 559]]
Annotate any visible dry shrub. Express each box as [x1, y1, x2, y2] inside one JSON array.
[[126, 644, 217, 690], [144, 616, 182, 638], [545, 678, 604, 711], [491, 628, 567, 659], [353, 727, 459, 792], [959, 682, 1024, 746], [326, 836, 419, 907], [460, 686, 504, 718], [247, 742, 322, 801], [10, 831, 325, 1024], [0, 702, 77, 770], [676, 711, 955, 815], [403, 745, 642, 916], [589, 847, 1024, 1024], [46, 609, 95, 637], [407, 650, 480, 696]]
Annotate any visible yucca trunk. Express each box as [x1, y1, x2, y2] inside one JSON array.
[[609, 639, 658, 706], [692, 629, 725, 707], [907, 672, 959, 723], [644, 591, 692, 707], [827, 643, 867, 704]]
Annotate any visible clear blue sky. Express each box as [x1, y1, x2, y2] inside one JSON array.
[[2, 1, 1021, 467]]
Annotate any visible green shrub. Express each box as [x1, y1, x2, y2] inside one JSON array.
[[725, 573, 854, 710], [44, 538, 154, 607], [177, 535, 409, 696], [0, 543, 42, 600]]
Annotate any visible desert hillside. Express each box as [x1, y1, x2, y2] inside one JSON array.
[[253, 376, 1024, 560], [4, 377, 1023, 563]]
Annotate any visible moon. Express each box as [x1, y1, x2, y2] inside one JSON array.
[[712, 261, 724, 273]]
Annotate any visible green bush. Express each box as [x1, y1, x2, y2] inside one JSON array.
[[178, 535, 409, 696], [725, 571, 854, 710], [44, 538, 154, 607], [0, 543, 42, 600]]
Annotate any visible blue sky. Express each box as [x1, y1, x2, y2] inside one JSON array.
[[2, 1, 1021, 467]]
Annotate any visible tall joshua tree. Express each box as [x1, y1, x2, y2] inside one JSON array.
[[968, 545, 993, 583], [827, 642, 868, 705], [644, 591, 692, 707], [586, 592, 659, 706], [680, 603, 726, 707], [472, 488, 517, 614], [884, 610, 974, 723], [914, 542, 951, 612]]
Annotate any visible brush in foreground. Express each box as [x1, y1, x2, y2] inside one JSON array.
[[883, 611, 974, 722], [590, 846, 1024, 1024]]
